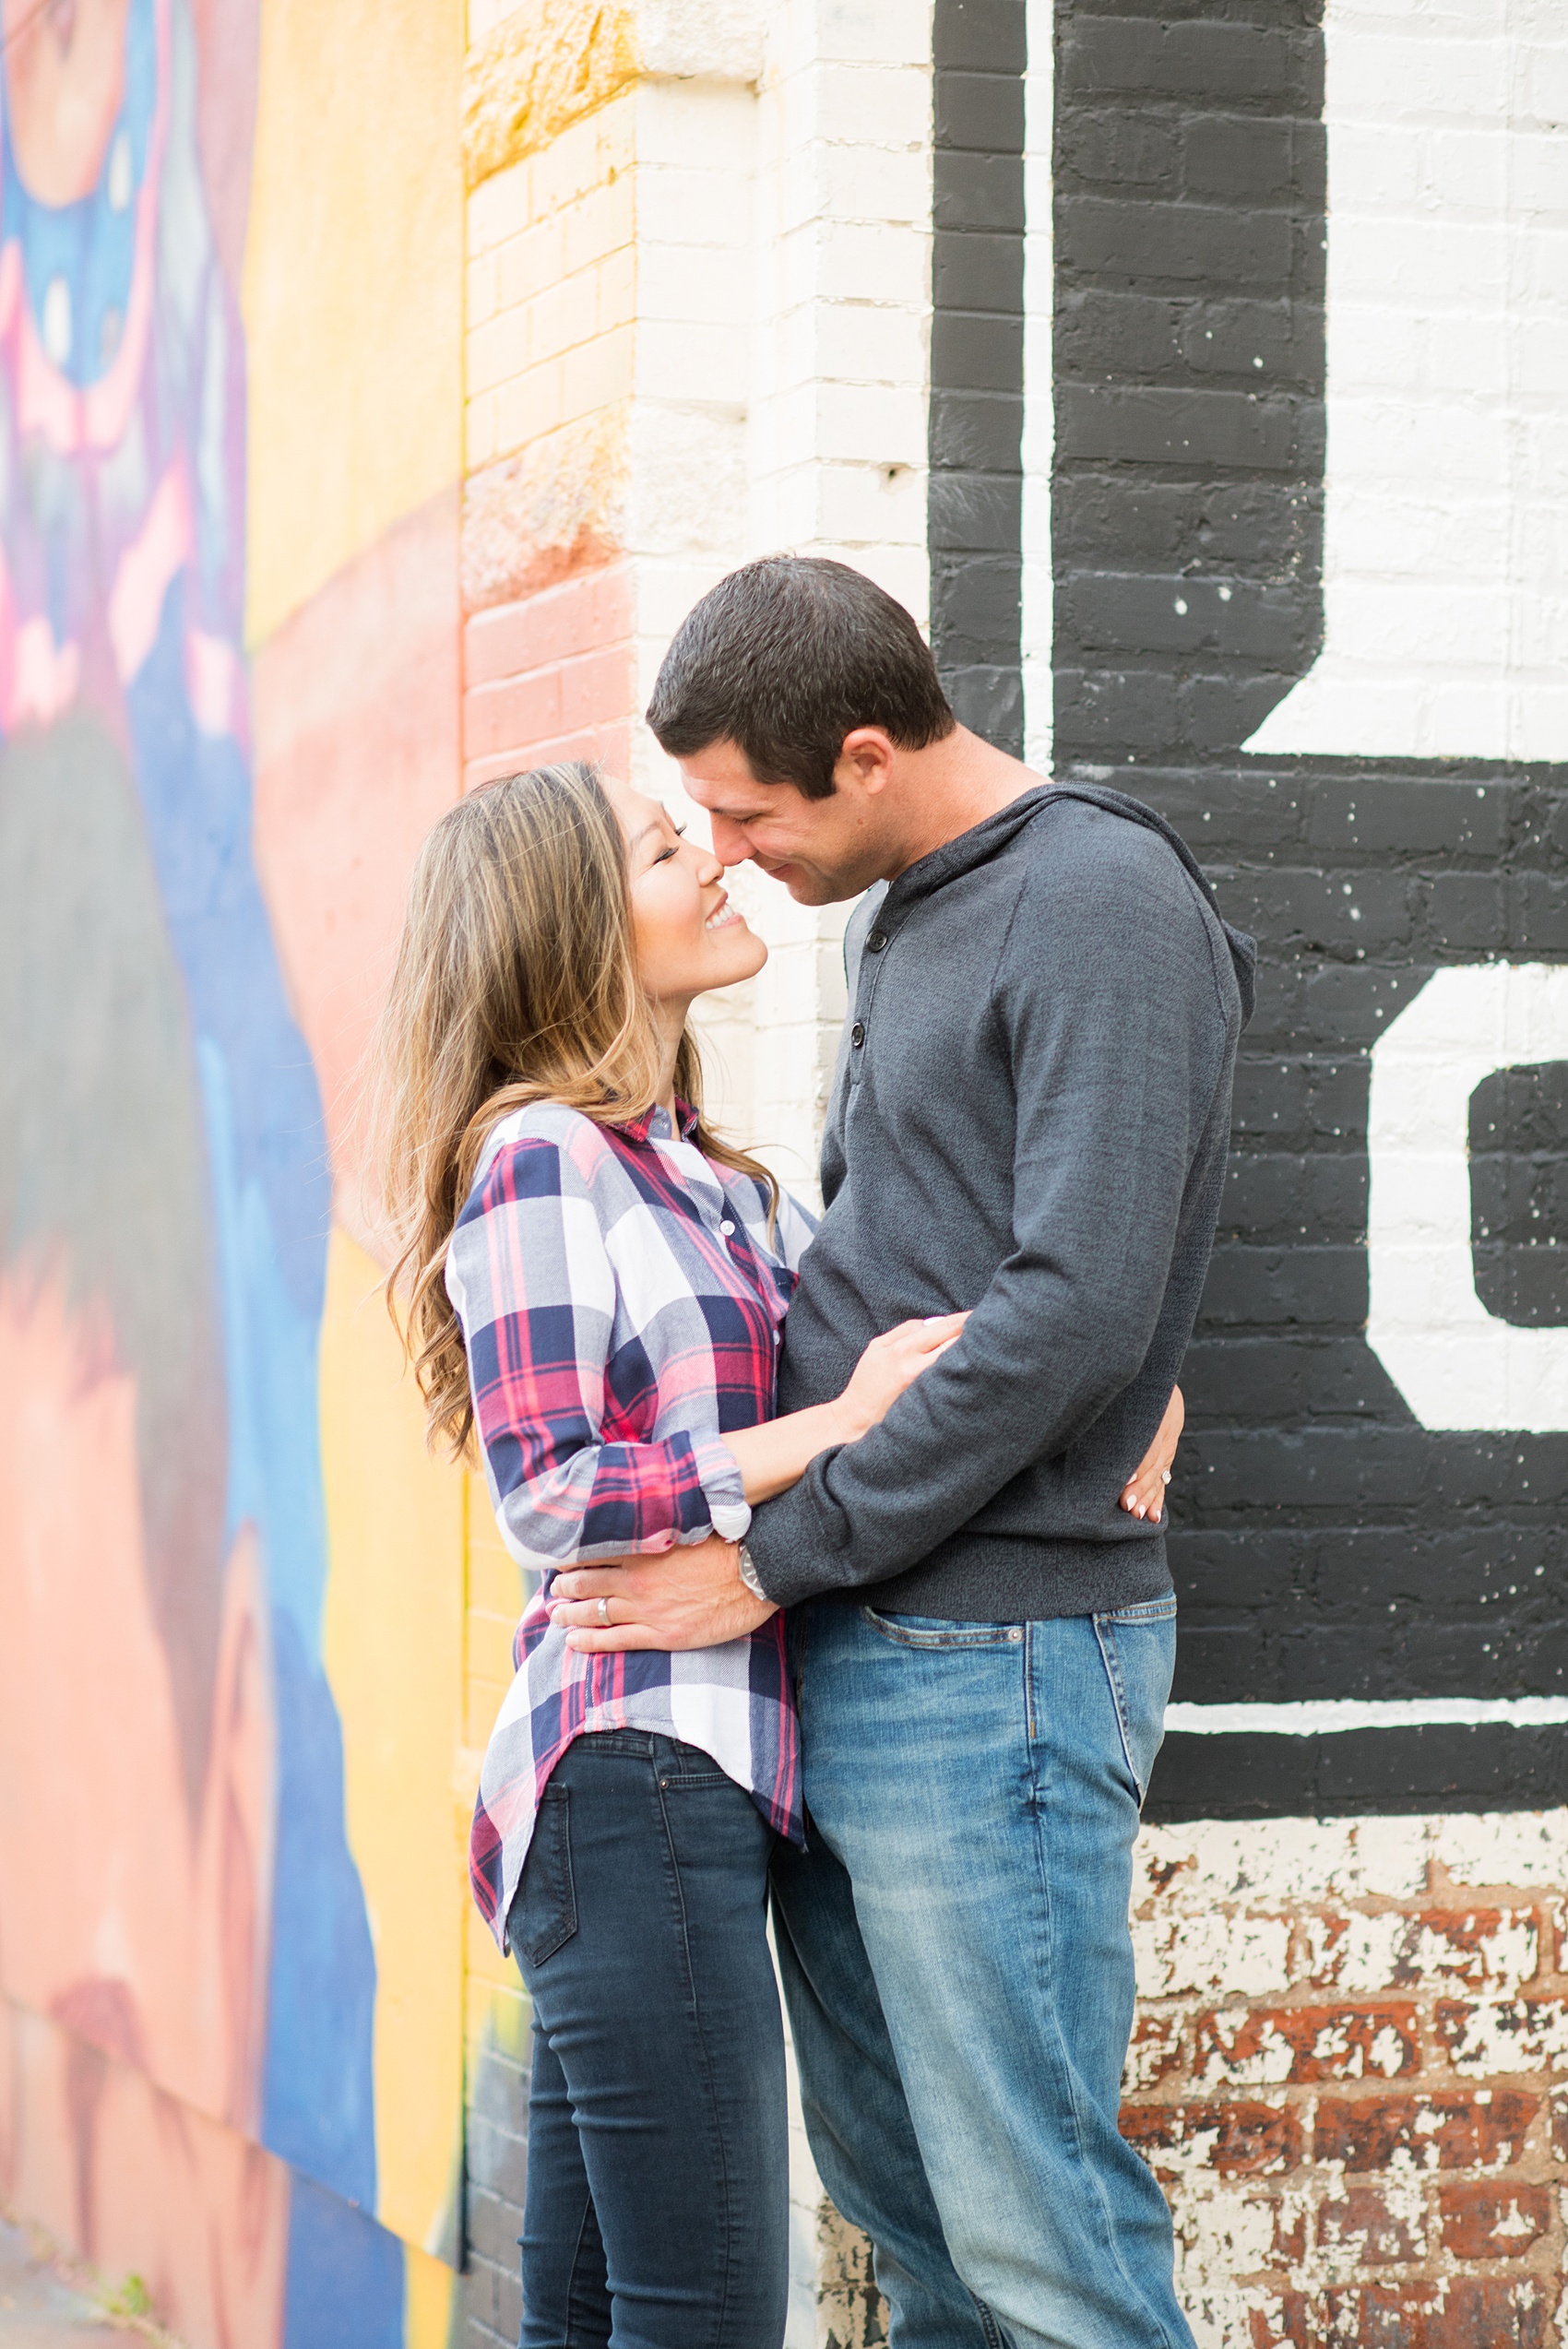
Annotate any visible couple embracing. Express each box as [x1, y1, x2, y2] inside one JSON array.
[[375, 558, 1253, 2349]]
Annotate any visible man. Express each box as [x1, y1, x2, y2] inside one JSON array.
[[552, 556, 1253, 2348]]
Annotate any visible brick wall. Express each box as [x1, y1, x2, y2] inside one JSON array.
[[1125, 1811, 1568, 2346], [930, 0, 1568, 2338]]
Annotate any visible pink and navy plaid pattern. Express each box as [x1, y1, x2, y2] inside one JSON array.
[[445, 1096, 814, 1952]]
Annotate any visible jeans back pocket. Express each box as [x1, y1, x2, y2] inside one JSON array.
[[514, 1783, 577, 1970]]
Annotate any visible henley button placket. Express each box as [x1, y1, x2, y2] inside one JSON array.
[[850, 1021, 865, 1048]]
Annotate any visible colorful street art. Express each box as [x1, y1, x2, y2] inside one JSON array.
[[0, 1, 466, 2343]]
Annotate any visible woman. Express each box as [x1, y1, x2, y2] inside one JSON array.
[[374, 762, 1181, 2349]]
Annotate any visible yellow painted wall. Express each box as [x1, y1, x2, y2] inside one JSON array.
[[244, 0, 466, 644], [319, 1231, 468, 2264]]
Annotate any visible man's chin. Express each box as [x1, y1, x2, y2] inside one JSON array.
[[763, 861, 837, 907]]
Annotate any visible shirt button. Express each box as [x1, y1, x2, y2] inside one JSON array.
[[720, 1219, 735, 1235], [850, 1021, 865, 1048], [866, 929, 888, 954]]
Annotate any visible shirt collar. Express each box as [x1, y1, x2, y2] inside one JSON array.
[[611, 1097, 702, 1145]]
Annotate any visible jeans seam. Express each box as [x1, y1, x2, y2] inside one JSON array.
[[1031, 1645, 1184, 2349], [860, 1606, 1022, 1650], [652, 1764, 733, 2349], [563, 2189, 601, 2349], [1093, 1614, 1146, 1802]]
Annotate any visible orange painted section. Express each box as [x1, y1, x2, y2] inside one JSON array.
[[253, 490, 463, 1226], [462, 560, 635, 790]]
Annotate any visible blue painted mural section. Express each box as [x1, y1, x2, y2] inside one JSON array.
[[284, 2174, 406, 2349], [0, 0, 386, 2242]]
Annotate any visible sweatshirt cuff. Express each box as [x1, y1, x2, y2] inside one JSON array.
[[690, 1433, 753, 1544]]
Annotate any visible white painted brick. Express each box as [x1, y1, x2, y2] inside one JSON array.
[[466, 305, 531, 397], [1424, 126, 1509, 211], [637, 0, 766, 85], [494, 218, 566, 310], [814, 380, 927, 464], [815, 300, 926, 388], [635, 318, 751, 404], [814, 458, 926, 548], [814, 63, 932, 149], [527, 271, 603, 365], [1333, 215, 1506, 306], [466, 386, 499, 470], [529, 102, 636, 221], [559, 179, 636, 278], [636, 77, 756, 173], [493, 358, 565, 450], [636, 161, 754, 250], [820, 142, 931, 227], [816, 218, 930, 306], [814, 0, 931, 69], [468, 158, 533, 256], [1437, 1809, 1568, 1888], [468, 249, 499, 329], [636, 244, 753, 326], [561, 324, 636, 418], [1337, 33, 1508, 121]]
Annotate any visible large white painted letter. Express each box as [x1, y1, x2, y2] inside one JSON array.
[[1247, 0, 1568, 763], [1368, 963, 1568, 1430]]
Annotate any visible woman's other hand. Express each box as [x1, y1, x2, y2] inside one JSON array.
[[837, 1313, 968, 1440], [1120, 1385, 1184, 1522]]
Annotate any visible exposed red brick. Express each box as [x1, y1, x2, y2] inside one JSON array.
[[1395, 1908, 1539, 1987], [1315, 2187, 1427, 2265], [459, 564, 636, 781], [1313, 2089, 1538, 2173], [1197, 2004, 1419, 2086], [1123, 2011, 1183, 2093], [1272, 2278, 1546, 2347], [1437, 2181, 1551, 2260], [1120, 2100, 1303, 2178], [1550, 2091, 1568, 2165]]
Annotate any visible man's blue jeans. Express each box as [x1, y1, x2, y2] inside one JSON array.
[[771, 1598, 1194, 2349]]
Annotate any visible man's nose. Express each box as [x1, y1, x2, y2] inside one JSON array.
[[708, 814, 754, 866]]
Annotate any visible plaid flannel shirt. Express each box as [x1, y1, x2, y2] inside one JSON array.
[[447, 1096, 815, 1952]]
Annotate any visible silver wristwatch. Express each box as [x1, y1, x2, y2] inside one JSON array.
[[736, 1540, 768, 1601]]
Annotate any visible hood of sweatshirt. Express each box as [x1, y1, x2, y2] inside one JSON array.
[[885, 781, 1256, 1026]]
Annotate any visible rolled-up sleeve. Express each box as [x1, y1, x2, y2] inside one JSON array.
[[445, 1136, 749, 1567]]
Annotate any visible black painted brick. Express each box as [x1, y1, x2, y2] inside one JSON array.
[[1044, 0, 1568, 1791], [935, 150, 1025, 234], [1056, 383, 1301, 468], [932, 309, 1025, 392], [934, 0, 1026, 72], [1058, 196, 1293, 286], [933, 227, 1023, 313], [935, 67, 1025, 150], [930, 387, 1023, 474], [1065, 17, 1292, 101]]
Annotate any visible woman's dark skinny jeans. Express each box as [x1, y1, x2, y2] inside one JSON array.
[[509, 1731, 790, 2349]]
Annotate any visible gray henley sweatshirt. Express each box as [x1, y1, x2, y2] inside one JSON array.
[[743, 784, 1255, 1622]]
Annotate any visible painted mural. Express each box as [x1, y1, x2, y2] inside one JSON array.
[[0, 0, 466, 2343]]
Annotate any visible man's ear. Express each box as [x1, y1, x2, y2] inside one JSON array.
[[835, 728, 898, 796]]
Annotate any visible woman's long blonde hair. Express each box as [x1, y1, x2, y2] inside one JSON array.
[[371, 761, 777, 1461]]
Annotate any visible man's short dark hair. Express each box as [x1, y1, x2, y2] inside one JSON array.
[[645, 556, 956, 800]]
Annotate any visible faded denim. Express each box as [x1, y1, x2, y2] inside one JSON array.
[[772, 1597, 1195, 2349]]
